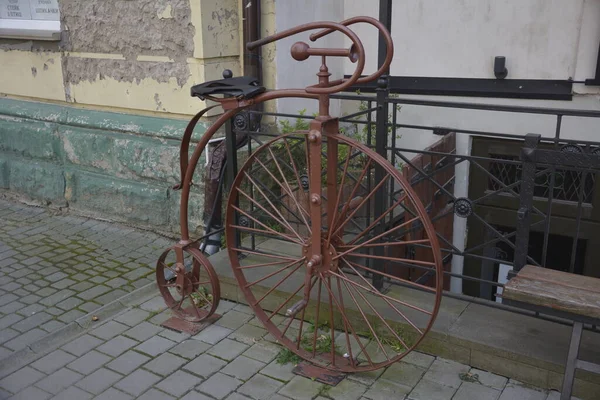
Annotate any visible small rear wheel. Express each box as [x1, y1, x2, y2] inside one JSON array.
[[156, 245, 220, 322]]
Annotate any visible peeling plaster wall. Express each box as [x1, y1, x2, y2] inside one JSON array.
[[0, 0, 242, 231]]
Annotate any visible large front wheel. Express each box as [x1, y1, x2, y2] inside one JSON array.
[[226, 131, 443, 372]]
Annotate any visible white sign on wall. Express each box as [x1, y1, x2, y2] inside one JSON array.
[[0, 0, 60, 40]]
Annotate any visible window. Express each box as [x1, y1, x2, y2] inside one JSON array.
[[0, 0, 60, 41]]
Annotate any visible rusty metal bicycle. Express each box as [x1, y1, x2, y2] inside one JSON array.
[[156, 16, 443, 373]]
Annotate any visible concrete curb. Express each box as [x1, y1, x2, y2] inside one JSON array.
[[0, 281, 158, 380]]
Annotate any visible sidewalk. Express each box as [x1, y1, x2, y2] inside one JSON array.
[[0, 199, 569, 400]]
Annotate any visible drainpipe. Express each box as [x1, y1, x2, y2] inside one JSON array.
[[200, 0, 262, 255]]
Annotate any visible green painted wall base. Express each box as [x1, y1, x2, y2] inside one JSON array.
[[0, 98, 209, 235]]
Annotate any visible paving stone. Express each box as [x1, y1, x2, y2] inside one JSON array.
[[11, 311, 53, 332], [169, 339, 211, 360], [222, 356, 265, 381], [51, 279, 76, 290], [51, 385, 93, 400], [93, 388, 134, 400], [66, 350, 111, 375], [545, 391, 582, 400], [156, 370, 203, 397], [260, 359, 296, 382], [78, 302, 101, 313], [226, 394, 253, 400], [35, 368, 83, 395], [114, 369, 161, 397], [139, 296, 167, 312], [55, 297, 83, 311], [408, 379, 456, 400], [241, 341, 281, 364], [347, 368, 384, 386], [45, 272, 68, 282], [4, 328, 46, 350], [5, 386, 51, 400], [207, 338, 249, 361], [193, 324, 233, 345], [159, 327, 191, 342], [96, 335, 139, 357], [422, 358, 470, 389], [233, 304, 253, 314], [180, 391, 214, 400], [123, 321, 163, 341], [216, 311, 253, 330], [0, 366, 46, 393], [57, 309, 85, 323], [228, 324, 268, 345], [278, 375, 323, 400], [402, 351, 436, 369], [327, 378, 368, 400], [380, 362, 426, 388], [39, 289, 75, 306], [21, 294, 43, 305], [137, 388, 176, 400], [78, 285, 111, 300], [363, 379, 411, 400], [183, 354, 227, 379], [0, 313, 23, 330], [31, 350, 76, 374], [143, 352, 187, 376], [0, 301, 25, 314], [453, 382, 501, 400], [71, 282, 94, 292], [134, 335, 176, 357], [90, 321, 130, 340], [106, 350, 151, 374], [36, 287, 57, 297], [74, 367, 122, 395], [197, 373, 243, 399], [469, 368, 508, 391], [114, 308, 151, 327], [39, 319, 66, 332], [0, 328, 19, 345], [497, 381, 547, 400]]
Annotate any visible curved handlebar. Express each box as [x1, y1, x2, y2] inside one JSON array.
[[247, 21, 365, 95], [310, 16, 394, 85]]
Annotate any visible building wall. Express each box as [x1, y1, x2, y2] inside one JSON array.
[[0, 0, 242, 234]]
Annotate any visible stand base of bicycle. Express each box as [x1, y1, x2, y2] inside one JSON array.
[[160, 310, 221, 336]]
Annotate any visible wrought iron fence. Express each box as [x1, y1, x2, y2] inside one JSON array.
[[221, 87, 600, 328]]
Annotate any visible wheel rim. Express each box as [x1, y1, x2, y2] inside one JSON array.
[[156, 246, 220, 322], [226, 131, 443, 372]]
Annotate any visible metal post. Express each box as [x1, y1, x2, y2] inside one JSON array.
[[372, 0, 393, 290], [512, 133, 540, 275]]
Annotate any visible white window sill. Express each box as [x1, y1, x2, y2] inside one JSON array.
[[0, 19, 60, 41]]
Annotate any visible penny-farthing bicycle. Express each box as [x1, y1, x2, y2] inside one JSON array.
[[157, 16, 443, 373]]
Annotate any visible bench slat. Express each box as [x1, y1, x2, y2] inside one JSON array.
[[503, 265, 600, 319]]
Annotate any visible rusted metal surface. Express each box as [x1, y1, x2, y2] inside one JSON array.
[[292, 362, 346, 386], [156, 16, 442, 373], [161, 310, 221, 335], [156, 245, 220, 323]]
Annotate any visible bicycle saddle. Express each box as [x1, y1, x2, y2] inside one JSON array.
[[191, 76, 265, 100]]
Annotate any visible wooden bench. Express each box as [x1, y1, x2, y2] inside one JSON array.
[[503, 265, 600, 400]]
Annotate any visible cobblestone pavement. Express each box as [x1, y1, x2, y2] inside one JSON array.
[[0, 199, 574, 399], [0, 199, 172, 360], [0, 292, 572, 400]]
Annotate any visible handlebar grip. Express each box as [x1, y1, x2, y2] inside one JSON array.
[[310, 16, 394, 85], [245, 21, 366, 95]]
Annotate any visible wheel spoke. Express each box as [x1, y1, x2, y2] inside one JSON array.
[[326, 143, 353, 248], [267, 280, 306, 321], [333, 215, 420, 260], [342, 258, 435, 294], [332, 159, 372, 233], [237, 259, 296, 270], [326, 276, 336, 365], [244, 258, 306, 288], [231, 248, 299, 262], [320, 273, 374, 367], [339, 274, 389, 360], [330, 268, 432, 316], [343, 252, 436, 268], [345, 194, 408, 246], [253, 261, 305, 306], [236, 187, 304, 241], [331, 174, 390, 238], [335, 275, 356, 368], [231, 206, 306, 245]]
